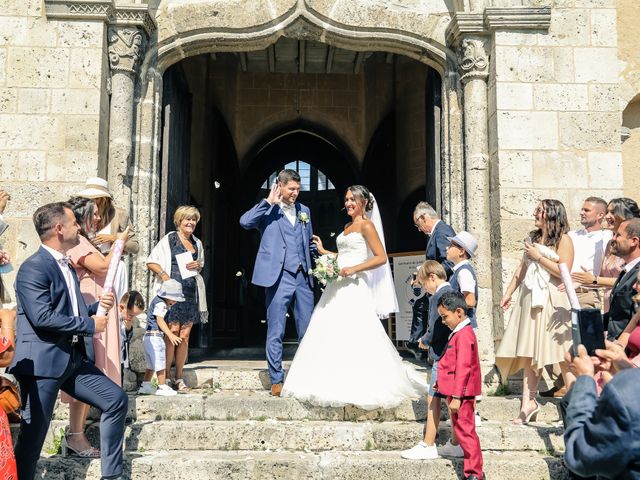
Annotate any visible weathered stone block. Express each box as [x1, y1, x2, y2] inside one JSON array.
[[0, 114, 65, 150], [17, 88, 50, 114], [574, 48, 620, 83], [495, 46, 555, 82], [532, 151, 588, 188], [0, 48, 7, 85], [68, 48, 103, 89], [496, 82, 533, 110], [46, 151, 98, 182], [51, 88, 101, 115], [55, 20, 104, 48], [63, 115, 100, 150], [497, 150, 533, 187], [0, 88, 17, 113], [559, 111, 620, 150], [533, 83, 588, 111], [590, 9, 617, 47], [588, 151, 623, 188], [1, 0, 42, 16], [6, 47, 69, 88], [553, 47, 575, 83], [497, 111, 558, 150], [16, 151, 46, 181], [588, 83, 619, 111], [494, 31, 537, 47], [536, 8, 589, 47]]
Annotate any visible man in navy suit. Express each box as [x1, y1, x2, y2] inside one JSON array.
[[408, 202, 455, 354], [240, 170, 314, 396], [10, 202, 127, 480], [605, 218, 640, 340], [564, 342, 640, 478]]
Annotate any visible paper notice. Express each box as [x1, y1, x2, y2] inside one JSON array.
[[176, 251, 197, 279]]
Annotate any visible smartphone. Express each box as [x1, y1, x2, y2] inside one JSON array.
[[571, 308, 605, 356]]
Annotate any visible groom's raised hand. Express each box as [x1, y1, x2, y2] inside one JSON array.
[[266, 182, 282, 205]]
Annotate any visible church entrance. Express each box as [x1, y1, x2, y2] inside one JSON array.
[[158, 38, 443, 356]]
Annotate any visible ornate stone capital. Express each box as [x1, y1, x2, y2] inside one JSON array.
[[458, 37, 488, 83], [108, 27, 145, 75], [45, 1, 157, 36]]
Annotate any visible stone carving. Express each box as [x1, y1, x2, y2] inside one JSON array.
[[458, 37, 488, 82], [115, 9, 156, 36], [108, 27, 145, 75], [68, 3, 112, 16]]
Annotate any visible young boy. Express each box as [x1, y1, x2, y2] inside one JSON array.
[[446, 230, 482, 427], [138, 279, 184, 396], [118, 290, 145, 385], [435, 291, 483, 480], [402, 260, 461, 460]]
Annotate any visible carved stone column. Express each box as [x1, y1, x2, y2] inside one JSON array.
[[107, 26, 145, 207], [458, 36, 494, 357]]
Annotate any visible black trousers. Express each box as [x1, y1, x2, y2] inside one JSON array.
[[14, 347, 128, 480], [409, 294, 430, 344]]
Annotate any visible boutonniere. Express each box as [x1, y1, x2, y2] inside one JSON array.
[[298, 212, 309, 226]]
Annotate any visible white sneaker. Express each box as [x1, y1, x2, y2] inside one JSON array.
[[137, 381, 156, 395], [155, 384, 178, 396], [438, 439, 464, 458], [475, 411, 482, 427], [401, 442, 439, 460]]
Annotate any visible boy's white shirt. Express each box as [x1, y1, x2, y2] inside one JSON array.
[[451, 259, 476, 293]]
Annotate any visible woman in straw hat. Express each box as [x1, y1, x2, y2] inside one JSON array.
[[77, 177, 139, 257]]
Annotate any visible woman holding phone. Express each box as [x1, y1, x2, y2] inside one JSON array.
[[495, 199, 575, 425]]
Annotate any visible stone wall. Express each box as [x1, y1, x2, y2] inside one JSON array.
[[617, 0, 640, 198], [489, 1, 624, 333], [0, 1, 107, 296]]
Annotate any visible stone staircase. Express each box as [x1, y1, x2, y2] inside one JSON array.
[[29, 359, 569, 479]]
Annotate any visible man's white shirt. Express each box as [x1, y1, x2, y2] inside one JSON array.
[[42, 244, 79, 316], [568, 228, 612, 276]]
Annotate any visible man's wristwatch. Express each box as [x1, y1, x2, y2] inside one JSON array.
[[592, 275, 598, 285]]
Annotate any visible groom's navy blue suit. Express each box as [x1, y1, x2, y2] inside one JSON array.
[[240, 199, 314, 384], [10, 246, 128, 480]]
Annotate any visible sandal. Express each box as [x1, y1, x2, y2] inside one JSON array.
[[61, 431, 100, 458], [175, 378, 189, 392]]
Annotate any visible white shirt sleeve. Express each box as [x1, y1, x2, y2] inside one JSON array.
[[152, 301, 168, 319], [457, 269, 476, 294]]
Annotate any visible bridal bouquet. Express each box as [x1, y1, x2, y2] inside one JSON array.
[[311, 254, 339, 286]]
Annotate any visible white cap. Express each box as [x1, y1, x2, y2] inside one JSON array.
[[77, 177, 112, 199], [157, 279, 185, 302], [446, 231, 478, 258]]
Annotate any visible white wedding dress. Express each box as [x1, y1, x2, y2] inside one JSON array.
[[281, 231, 427, 410]]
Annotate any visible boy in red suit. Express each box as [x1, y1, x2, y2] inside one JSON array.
[[435, 291, 483, 480]]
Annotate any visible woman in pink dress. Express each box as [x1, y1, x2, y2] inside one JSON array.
[[60, 197, 129, 457]]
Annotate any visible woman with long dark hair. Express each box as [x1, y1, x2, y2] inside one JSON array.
[[495, 199, 575, 424]]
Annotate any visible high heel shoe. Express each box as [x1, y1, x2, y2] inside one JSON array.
[[512, 399, 540, 425], [61, 431, 101, 458]]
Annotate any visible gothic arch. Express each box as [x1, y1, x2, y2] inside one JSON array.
[[155, 1, 456, 74]]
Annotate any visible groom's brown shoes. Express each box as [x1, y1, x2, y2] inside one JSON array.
[[271, 383, 283, 397]]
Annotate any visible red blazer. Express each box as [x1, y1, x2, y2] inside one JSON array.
[[436, 324, 482, 398]]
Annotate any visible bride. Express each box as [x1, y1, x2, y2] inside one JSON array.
[[281, 185, 427, 410]]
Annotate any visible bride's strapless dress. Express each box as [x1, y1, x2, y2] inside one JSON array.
[[280, 231, 427, 410]]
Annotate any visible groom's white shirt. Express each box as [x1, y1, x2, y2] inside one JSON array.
[[280, 202, 296, 227]]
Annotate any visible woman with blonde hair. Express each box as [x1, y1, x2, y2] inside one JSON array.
[[147, 206, 208, 392]]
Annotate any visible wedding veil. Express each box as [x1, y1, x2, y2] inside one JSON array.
[[365, 193, 400, 319]]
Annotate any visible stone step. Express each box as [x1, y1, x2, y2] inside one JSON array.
[[51, 390, 562, 423], [173, 359, 506, 393], [36, 450, 569, 479], [37, 419, 563, 454]]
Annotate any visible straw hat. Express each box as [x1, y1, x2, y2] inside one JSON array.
[[77, 177, 112, 199]]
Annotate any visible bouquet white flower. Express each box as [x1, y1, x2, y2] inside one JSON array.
[[311, 254, 339, 286]]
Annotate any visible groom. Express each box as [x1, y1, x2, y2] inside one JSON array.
[[240, 169, 315, 396]]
